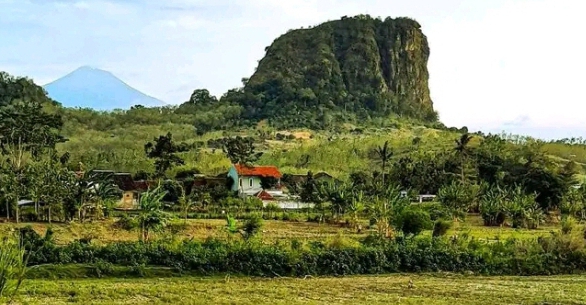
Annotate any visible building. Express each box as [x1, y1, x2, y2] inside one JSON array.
[[113, 173, 139, 209], [227, 164, 282, 197]]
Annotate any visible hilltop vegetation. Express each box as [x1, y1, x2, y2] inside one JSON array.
[[234, 15, 437, 127]]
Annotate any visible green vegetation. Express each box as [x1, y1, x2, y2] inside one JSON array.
[[3, 13, 586, 303], [237, 15, 437, 128], [8, 274, 586, 304]]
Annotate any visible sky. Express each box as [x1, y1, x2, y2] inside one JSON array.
[[1, 0, 585, 139]]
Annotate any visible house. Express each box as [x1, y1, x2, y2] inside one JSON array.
[[113, 173, 139, 209], [227, 164, 282, 197]]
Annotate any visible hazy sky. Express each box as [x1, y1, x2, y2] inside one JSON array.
[[1, 0, 584, 138]]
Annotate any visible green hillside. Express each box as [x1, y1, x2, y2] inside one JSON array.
[[236, 15, 437, 126]]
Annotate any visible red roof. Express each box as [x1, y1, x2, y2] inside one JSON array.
[[255, 190, 274, 201], [234, 164, 282, 178]]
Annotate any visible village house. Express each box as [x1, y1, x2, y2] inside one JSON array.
[[113, 173, 140, 209], [227, 164, 283, 198]]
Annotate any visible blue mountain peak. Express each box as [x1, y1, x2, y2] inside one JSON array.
[[43, 66, 167, 110]]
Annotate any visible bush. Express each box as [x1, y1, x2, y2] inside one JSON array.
[[18, 230, 586, 277], [241, 215, 263, 240], [396, 208, 433, 236], [561, 217, 577, 235], [437, 182, 476, 220], [432, 220, 452, 237], [417, 202, 451, 221], [113, 215, 138, 231], [479, 188, 507, 226], [92, 260, 114, 278], [0, 235, 27, 298]]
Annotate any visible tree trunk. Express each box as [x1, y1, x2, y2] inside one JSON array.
[[6, 201, 10, 219], [15, 201, 19, 224], [382, 162, 386, 187], [461, 155, 465, 183], [48, 206, 52, 223]]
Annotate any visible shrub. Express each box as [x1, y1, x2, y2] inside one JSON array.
[[437, 182, 475, 220], [561, 217, 577, 235], [0, 235, 27, 298], [92, 260, 114, 278], [505, 187, 545, 229], [432, 220, 452, 237], [417, 202, 451, 221], [396, 208, 433, 236], [479, 188, 507, 226], [18, 230, 586, 277], [241, 215, 263, 240], [113, 215, 138, 231]]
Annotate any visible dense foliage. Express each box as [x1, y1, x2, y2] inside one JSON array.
[[227, 15, 437, 129], [17, 226, 586, 277]]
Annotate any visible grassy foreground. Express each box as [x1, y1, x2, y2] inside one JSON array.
[[10, 274, 586, 304]]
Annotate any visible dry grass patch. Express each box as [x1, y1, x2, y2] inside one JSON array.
[[9, 274, 586, 304]]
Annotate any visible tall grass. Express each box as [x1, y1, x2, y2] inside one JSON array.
[[0, 234, 27, 300]]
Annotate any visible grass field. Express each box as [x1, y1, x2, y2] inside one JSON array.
[[0, 214, 560, 245], [8, 274, 586, 304]]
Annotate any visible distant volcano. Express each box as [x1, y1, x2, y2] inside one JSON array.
[[43, 66, 167, 110]]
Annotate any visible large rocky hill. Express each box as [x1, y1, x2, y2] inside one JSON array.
[[227, 15, 437, 127]]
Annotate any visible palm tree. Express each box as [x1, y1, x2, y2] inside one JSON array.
[[454, 133, 473, 182], [93, 180, 121, 219], [375, 141, 393, 186]]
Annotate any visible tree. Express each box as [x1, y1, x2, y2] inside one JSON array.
[[368, 185, 409, 238], [0, 165, 21, 221], [437, 181, 475, 221], [222, 136, 262, 165], [136, 186, 170, 241], [176, 181, 193, 222], [0, 73, 65, 222], [374, 141, 393, 186], [454, 133, 473, 182], [188, 89, 218, 105], [93, 178, 121, 219], [144, 132, 189, 178], [0, 100, 65, 169], [38, 160, 74, 223]]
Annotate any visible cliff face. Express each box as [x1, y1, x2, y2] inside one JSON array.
[[235, 15, 437, 127]]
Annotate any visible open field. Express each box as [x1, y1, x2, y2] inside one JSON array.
[[0, 214, 561, 245], [9, 274, 586, 304]]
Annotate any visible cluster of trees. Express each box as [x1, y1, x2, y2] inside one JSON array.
[[1, 69, 585, 233], [275, 133, 582, 233]]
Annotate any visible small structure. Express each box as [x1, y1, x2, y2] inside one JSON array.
[[254, 190, 275, 201], [227, 164, 282, 197], [113, 173, 138, 209], [416, 194, 436, 203]]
